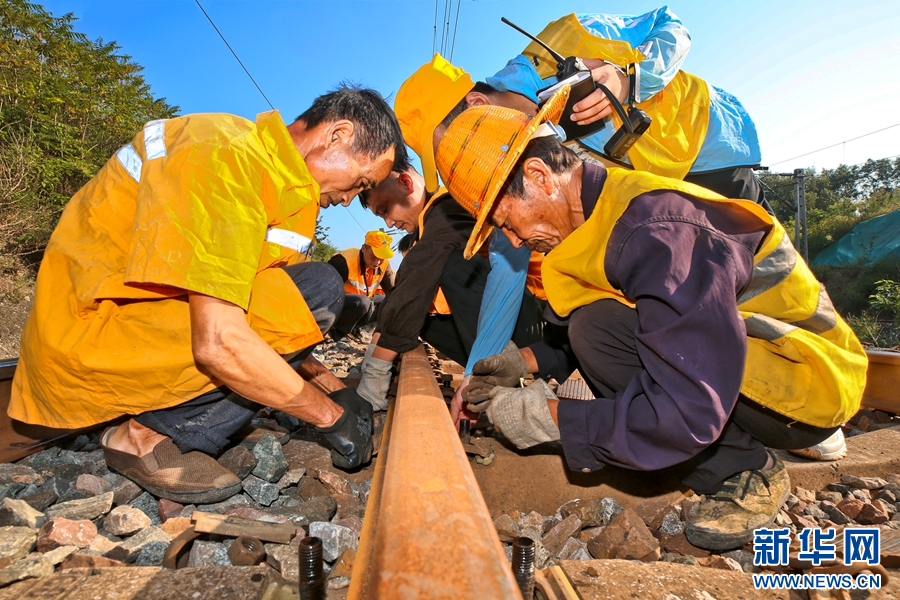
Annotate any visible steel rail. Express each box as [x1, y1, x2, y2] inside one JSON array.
[[348, 345, 523, 599]]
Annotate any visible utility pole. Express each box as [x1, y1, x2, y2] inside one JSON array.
[[793, 168, 808, 262]]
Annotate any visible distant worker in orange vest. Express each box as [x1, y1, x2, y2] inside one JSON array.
[[328, 230, 396, 339]]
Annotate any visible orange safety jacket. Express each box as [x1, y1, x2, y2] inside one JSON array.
[[10, 111, 322, 428], [542, 167, 867, 428], [338, 248, 387, 297]]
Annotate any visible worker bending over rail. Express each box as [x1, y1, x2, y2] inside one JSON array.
[[358, 6, 768, 417], [9, 86, 408, 503], [328, 230, 396, 339], [435, 89, 867, 551]]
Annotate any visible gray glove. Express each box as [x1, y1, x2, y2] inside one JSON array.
[[357, 343, 392, 411], [486, 379, 560, 449], [471, 341, 529, 387]]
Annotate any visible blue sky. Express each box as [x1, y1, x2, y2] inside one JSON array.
[[40, 0, 900, 257]]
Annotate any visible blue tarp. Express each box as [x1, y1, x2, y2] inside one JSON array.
[[814, 209, 900, 267]]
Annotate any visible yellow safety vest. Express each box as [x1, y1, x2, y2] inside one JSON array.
[[542, 167, 867, 428], [522, 14, 711, 180], [338, 248, 386, 297], [10, 111, 322, 428]]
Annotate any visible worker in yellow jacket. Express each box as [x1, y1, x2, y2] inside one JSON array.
[[328, 230, 396, 339], [434, 90, 867, 551], [9, 86, 408, 503]]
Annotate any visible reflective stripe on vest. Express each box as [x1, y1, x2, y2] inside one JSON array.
[[116, 144, 142, 182], [339, 248, 383, 297], [266, 228, 316, 258], [144, 120, 168, 160], [115, 120, 169, 183], [542, 167, 866, 428]]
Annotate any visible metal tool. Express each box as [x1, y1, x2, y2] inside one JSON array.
[[501, 17, 651, 160]]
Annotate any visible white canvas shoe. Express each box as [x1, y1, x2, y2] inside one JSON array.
[[789, 428, 847, 461]]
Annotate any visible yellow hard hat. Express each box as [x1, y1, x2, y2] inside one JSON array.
[[395, 54, 474, 194], [365, 230, 394, 260], [435, 87, 571, 259]]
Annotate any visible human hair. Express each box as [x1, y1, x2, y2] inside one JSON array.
[[503, 136, 579, 198], [297, 83, 410, 172], [438, 81, 497, 132], [397, 232, 416, 255], [358, 163, 417, 209]]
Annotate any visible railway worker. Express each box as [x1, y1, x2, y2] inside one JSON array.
[[359, 5, 770, 421], [9, 86, 408, 503], [434, 92, 868, 551], [328, 230, 397, 340], [355, 164, 551, 411]]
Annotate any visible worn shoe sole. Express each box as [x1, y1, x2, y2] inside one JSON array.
[[102, 427, 242, 504], [788, 429, 847, 461]]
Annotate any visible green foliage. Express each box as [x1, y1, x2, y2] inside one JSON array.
[[311, 216, 337, 262], [845, 312, 900, 349], [0, 0, 178, 260], [869, 279, 900, 321], [760, 160, 900, 347], [761, 159, 900, 259], [812, 258, 900, 316]]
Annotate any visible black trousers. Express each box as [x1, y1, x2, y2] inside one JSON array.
[[568, 299, 837, 494], [332, 293, 384, 338], [419, 250, 547, 367], [134, 261, 344, 455]]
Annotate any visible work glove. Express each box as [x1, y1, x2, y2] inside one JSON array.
[[357, 343, 392, 411], [462, 381, 497, 413], [470, 341, 529, 387], [318, 388, 374, 470], [484, 379, 560, 449]]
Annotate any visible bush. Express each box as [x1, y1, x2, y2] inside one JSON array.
[[813, 257, 900, 316], [0, 0, 178, 285]]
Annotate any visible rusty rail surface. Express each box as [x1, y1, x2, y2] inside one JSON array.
[[348, 345, 523, 600], [862, 349, 900, 414]]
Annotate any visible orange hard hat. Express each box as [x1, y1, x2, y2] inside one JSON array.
[[435, 87, 571, 259]]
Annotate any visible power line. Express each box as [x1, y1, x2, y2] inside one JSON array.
[[432, 0, 438, 55], [343, 205, 368, 233], [194, 0, 366, 234], [768, 122, 900, 167], [442, 0, 452, 56], [194, 0, 274, 111], [449, 0, 462, 61]]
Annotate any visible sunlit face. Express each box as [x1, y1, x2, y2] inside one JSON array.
[[363, 173, 423, 233], [306, 147, 395, 209], [488, 190, 567, 255], [361, 244, 384, 270]]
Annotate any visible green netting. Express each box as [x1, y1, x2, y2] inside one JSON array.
[[813, 209, 900, 267]]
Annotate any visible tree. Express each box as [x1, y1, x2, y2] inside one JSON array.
[[311, 216, 337, 262], [0, 0, 178, 261]]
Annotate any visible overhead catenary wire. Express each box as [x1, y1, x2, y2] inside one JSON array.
[[432, 0, 461, 60], [194, 0, 274, 111], [449, 0, 462, 61], [193, 0, 366, 234], [432, 0, 439, 55], [443, 0, 452, 56], [768, 122, 900, 167]]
